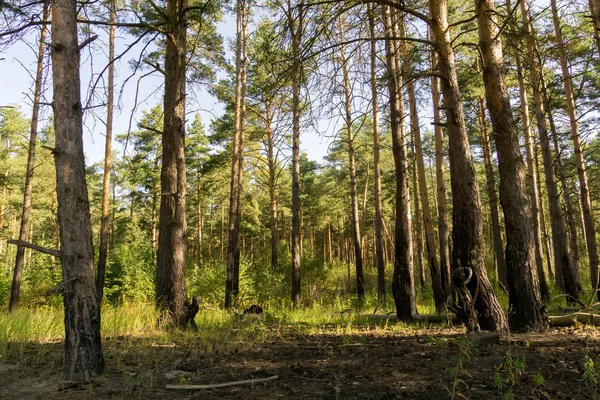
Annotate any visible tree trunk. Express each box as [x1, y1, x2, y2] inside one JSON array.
[[507, 0, 550, 300], [156, 0, 194, 327], [399, 14, 443, 309], [10, 1, 49, 312], [520, 0, 579, 303], [430, 36, 451, 301], [369, 4, 386, 301], [476, 97, 507, 289], [51, 0, 104, 379], [551, 0, 599, 295], [225, 0, 247, 308], [429, 0, 508, 335], [95, 0, 115, 304], [411, 143, 426, 291], [339, 19, 365, 300], [383, 6, 416, 321], [475, 0, 547, 332], [266, 104, 279, 271], [289, 1, 304, 307]]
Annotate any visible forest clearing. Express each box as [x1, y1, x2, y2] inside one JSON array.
[[3, 0, 600, 397]]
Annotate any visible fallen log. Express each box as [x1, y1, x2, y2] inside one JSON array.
[[166, 375, 278, 390], [364, 314, 459, 323], [549, 313, 600, 327]]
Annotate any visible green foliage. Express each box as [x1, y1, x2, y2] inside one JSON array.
[[583, 352, 600, 399]]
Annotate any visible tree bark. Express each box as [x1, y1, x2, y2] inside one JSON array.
[[476, 97, 507, 289], [551, 0, 599, 295], [430, 37, 451, 301], [266, 104, 279, 271], [520, 0, 579, 303], [50, 0, 104, 379], [155, 0, 193, 327], [10, 1, 49, 312], [289, 0, 304, 307], [339, 19, 365, 300], [383, 6, 416, 321], [506, 0, 550, 300], [96, 0, 115, 304], [399, 14, 443, 309], [225, 0, 248, 308], [590, 0, 600, 55], [369, 4, 386, 301], [429, 0, 508, 335], [475, 0, 547, 332]]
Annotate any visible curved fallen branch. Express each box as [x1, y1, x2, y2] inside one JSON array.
[[165, 375, 279, 390]]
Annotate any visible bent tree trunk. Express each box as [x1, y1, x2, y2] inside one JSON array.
[[383, 6, 416, 321], [10, 1, 49, 312], [475, 0, 547, 332], [51, 0, 104, 379], [429, 0, 508, 335], [156, 0, 195, 327]]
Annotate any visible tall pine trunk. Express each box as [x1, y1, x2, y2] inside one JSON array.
[[399, 15, 443, 308], [475, 0, 547, 331], [383, 6, 416, 321], [477, 97, 507, 289], [290, 1, 304, 307], [51, 0, 104, 378], [520, 0, 580, 303], [339, 19, 365, 300], [507, 0, 550, 300], [551, 0, 599, 294], [156, 0, 193, 326], [369, 4, 386, 301], [96, 0, 115, 304], [10, 1, 49, 312], [430, 37, 451, 300], [225, 0, 247, 308], [429, 0, 508, 335]]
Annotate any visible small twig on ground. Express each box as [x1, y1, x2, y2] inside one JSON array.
[[166, 375, 278, 390]]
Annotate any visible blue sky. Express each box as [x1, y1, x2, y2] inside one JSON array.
[[0, 13, 331, 166]]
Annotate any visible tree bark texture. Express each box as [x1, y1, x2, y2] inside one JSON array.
[[399, 15, 443, 308], [383, 6, 416, 321], [156, 0, 191, 326], [476, 0, 547, 332], [429, 0, 508, 335], [96, 0, 115, 304], [551, 0, 599, 294], [519, 0, 580, 303], [369, 4, 386, 301], [225, 0, 247, 308], [430, 39, 451, 301], [339, 19, 365, 300], [290, 1, 304, 307], [476, 97, 507, 289], [10, 1, 49, 312], [50, 0, 104, 379], [507, 0, 550, 300]]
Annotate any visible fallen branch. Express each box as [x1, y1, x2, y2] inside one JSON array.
[[166, 375, 278, 390], [549, 313, 600, 327], [7, 239, 60, 258]]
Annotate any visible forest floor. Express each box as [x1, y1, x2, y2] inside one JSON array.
[[0, 317, 599, 399]]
